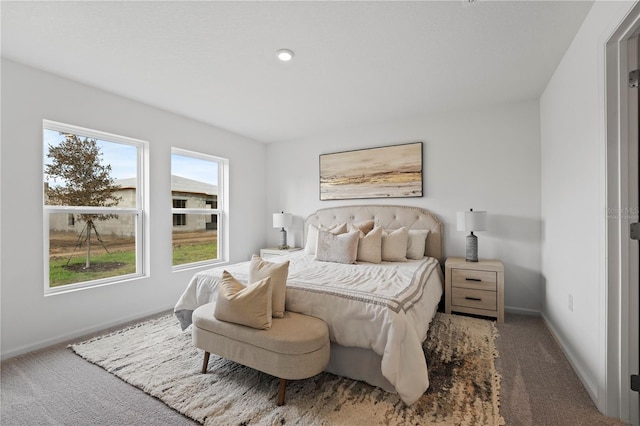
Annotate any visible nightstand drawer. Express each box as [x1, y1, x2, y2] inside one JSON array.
[[451, 287, 497, 311], [451, 269, 497, 291]]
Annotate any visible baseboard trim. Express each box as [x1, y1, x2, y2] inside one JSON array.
[[505, 306, 541, 316], [540, 312, 599, 404], [1, 305, 175, 361]]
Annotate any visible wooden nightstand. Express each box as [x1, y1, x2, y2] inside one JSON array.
[[259, 247, 302, 258], [445, 257, 504, 323]]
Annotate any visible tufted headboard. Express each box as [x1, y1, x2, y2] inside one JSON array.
[[304, 205, 443, 264]]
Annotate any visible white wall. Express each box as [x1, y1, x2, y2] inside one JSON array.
[[540, 0, 637, 414], [266, 100, 542, 313], [0, 59, 267, 359]]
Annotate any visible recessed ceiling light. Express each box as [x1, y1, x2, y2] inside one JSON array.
[[276, 49, 294, 62]]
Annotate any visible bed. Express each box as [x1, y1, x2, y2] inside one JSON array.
[[174, 205, 444, 405]]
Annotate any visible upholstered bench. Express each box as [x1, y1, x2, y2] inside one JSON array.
[[192, 302, 330, 406]]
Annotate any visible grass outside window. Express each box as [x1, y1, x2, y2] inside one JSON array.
[[49, 230, 218, 287]]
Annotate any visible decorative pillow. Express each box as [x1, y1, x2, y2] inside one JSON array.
[[356, 226, 382, 263], [304, 223, 348, 254], [407, 230, 430, 260], [382, 227, 409, 262], [349, 220, 375, 235], [214, 270, 272, 330], [249, 255, 289, 318], [315, 229, 359, 264]]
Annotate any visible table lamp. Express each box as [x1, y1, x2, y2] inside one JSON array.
[[456, 208, 487, 262], [273, 212, 292, 250]]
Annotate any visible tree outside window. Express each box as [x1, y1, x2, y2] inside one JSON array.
[[43, 121, 145, 293]]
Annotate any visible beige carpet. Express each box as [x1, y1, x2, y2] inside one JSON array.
[[70, 312, 503, 425]]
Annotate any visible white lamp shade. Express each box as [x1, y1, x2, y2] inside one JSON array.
[[273, 212, 292, 228], [456, 210, 487, 232]]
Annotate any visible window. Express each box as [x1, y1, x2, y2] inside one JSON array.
[[43, 120, 146, 294], [171, 148, 226, 268], [172, 199, 186, 226]]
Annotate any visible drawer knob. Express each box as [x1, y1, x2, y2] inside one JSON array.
[[465, 278, 482, 282], [465, 296, 482, 301]]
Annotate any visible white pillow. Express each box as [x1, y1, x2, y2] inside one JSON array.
[[315, 229, 359, 264], [407, 230, 429, 260], [304, 223, 348, 254], [382, 227, 409, 262], [248, 255, 289, 318], [214, 270, 272, 330], [356, 226, 382, 263]]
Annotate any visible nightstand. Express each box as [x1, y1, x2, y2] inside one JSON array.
[[445, 257, 504, 323], [259, 247, 302, 258]]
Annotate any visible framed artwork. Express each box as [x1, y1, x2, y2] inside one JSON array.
[[319, 142, 423, 200]]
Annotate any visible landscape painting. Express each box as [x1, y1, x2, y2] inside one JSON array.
[[320, 142, 423, 200]]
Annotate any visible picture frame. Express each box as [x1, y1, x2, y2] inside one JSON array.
[[319, 142, 423, 200]]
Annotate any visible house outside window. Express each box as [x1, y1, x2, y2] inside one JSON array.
[[43, 120, 146, 294], [171, 148, 227, 268]]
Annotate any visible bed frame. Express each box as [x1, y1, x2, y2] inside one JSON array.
[[303, 204, 443, 394]]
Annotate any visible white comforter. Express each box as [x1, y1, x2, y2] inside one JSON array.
[[174, 252, 443, 405]]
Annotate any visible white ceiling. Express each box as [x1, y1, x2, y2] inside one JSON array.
[[1, 1, 594, 143]]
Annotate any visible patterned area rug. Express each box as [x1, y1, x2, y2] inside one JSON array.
[[70, 312, 503, 425]]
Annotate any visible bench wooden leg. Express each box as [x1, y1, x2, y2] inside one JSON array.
[[277, 378, 287, 406], [201, 351, 210, 374]]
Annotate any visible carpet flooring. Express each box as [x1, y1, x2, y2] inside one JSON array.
[[495, 314, 625, 425], [0, 312, 627, 425], [69, 312, 501, 425]]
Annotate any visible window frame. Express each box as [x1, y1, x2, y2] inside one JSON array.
[[42, 120, 147, 295], [171, 147, 228, 270]]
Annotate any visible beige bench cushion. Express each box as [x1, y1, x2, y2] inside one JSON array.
[[193, 302, 328, 355], [193, 302, 330, 381]]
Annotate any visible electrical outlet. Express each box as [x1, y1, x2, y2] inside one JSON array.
[[568, 294, 574, 312]]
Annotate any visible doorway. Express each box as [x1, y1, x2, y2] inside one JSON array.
[[607, 8, 640, 422], [628, 33, 640, 426]]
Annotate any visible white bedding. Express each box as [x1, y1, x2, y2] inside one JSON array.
[[174, 251, 443, 405]]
